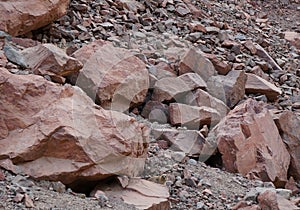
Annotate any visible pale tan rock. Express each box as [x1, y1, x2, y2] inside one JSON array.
[[21, 44, 83, 83], [0, 0, 70, 36], [275, 111, 300, 181], [0, 68, 148, 185], [246, 73, 282, 101], [169, 103, 221, 129], [72, 40, 149, 112], [209, 99, 290, 187], [179, 48, 216, 82], [207, 70, 247, 108]]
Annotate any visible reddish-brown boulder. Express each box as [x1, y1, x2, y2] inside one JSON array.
[[0, 0, 70, 36], [275, 111, 300, 181], [209, 99, 290, 186], [178, 73, 207, 90], [151, 77, 194, 103], [21, 44, 83, 83], [257, 190, 299, 210], [207, 70, 247, 108], [246, 73, 282, 101], [179, 48, 216, 81], [151, 128, 205, 157], [0, 68, 148, 185], [169, 103, 221, 129], [184, 89, 229, 117], [72, 40, 149, 112]]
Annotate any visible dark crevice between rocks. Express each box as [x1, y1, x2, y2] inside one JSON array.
[[67, 176, 117, 196], [204, 149, 223, 169]]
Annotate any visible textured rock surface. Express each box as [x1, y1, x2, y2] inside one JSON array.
[[0, 0, 70, 36], [179, 48, 216, 81], [275, 111, 300, 181], [151, 128, 206, 157], [72, 40, 149, 112], [169, 103, 221, 130], [207, 70, 247, 108], [184, 88, 229, 117], [0, 68, 148, 185], [151, 77, 194, 103], [20, 44, 82, 83], [246, 73, 282, 101], [209, 99, 290, 187]]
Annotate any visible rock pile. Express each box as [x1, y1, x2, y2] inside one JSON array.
[[0, 0, 299, 209]]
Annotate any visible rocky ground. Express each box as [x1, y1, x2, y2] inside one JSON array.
[[0, 0, 300, 209]]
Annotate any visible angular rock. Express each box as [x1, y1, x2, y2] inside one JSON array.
[[169, 103, 221, 129], [179, 48, 216, 82], [258, 190, 299, 210], [285, 177, 300, 195], [151, 128, 205, 157], [255, 44, 283, 72], [0, 0, 70, 36], [204, 54, 231, 75], [284, 31, 300, 49], [275, 111, 300, 181], [151, 77, 193, 103], [184, 89, 230, 117], [209, 99, 290, 186], [0, 68, 148, 185], [21, 44, 82, 83], [141, 101, 169, 124], [72, 40, 149, 112], [246, 73, 282, 101], [207, 70, 247, 108], [178, 72, 207, 90]]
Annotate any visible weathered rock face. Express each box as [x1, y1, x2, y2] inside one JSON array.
[[151, 77, 193, 103], [0, 0, 70, 36], [184, 88, 229, 117], [151, 128, 205, 157], [207, 70, 247, 108], [246, 73, 282, 101], [257, 190, 298, 210], [178, 73, 207, 90], [0, 68, 148, 185], [169, 103, 221, 130], [275, 111, 300, 181], [179, 48, 216, 81], [14, 44, 82, 83], [72, 40, 149, 112], [208, 99, 290, 187], [141, 101, 169, 124]]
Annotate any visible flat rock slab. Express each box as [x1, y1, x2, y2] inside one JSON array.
[[245, 73, 282, 101]]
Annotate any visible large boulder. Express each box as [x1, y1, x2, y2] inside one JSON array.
[[0, 0, 70, 36], [0, 68, 148, 185], [208, 99, 290, 187], [275, 111, 300, 181], [72, 40, 149, 112]]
